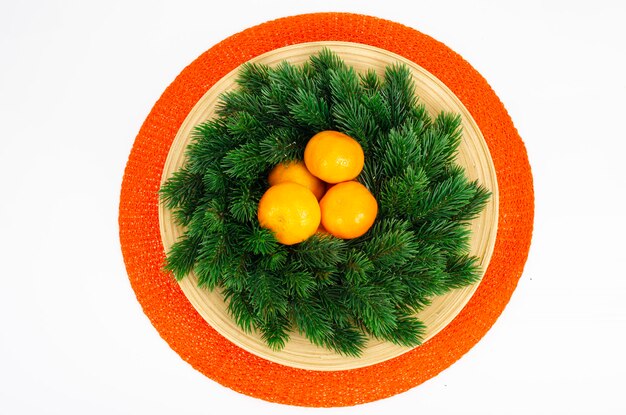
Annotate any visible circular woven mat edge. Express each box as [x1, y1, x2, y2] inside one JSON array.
[[119, 12, 534, 407]]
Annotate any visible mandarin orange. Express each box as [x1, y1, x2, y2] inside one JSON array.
[[257, 182, 321, 245], [304, 131, 364, 183], [268, 160, 326, 200], [319, 181, 377, 239]]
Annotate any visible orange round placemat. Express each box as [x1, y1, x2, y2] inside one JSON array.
[[119, 12, 534, 407]]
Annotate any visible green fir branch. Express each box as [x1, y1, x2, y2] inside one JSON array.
[[256, 310, 291, 351], [242, 225, 279, 255], [258, 127, 307, 166], [223, 287, 256, 334], [343, 249, 374, 285], [159, 48, 490, 356], [221, 141, 267, 182], [443, 254, 483, 289], [292, 297, 334, 347], [159, 168, 203, 211], [163, 233, 202, 280], [194, 235, 228, 290], [236, 62, 272, 93], [381, 314, 426, 347], [379, 165, 428, 219], [382, 63, 418, 128], [364, 219, 419, 268], [413, 219, 471, 256], [283, 266, 316, 299], [412, 173, 479, 221], [453, 182, 492, 222], [293, 234, 348, 271], [288, 87, 332, 131], [345, 283, 398, 339], [228, 184, 262, 223]]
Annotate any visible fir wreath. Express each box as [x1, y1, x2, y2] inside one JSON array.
[[159, 49, 490, 357]]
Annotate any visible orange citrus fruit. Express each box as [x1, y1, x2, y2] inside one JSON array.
[[304, 131, 364, 184], [319, 181, 378, 239], [257, 182, 321, 245], [268, 160, 326, 200]]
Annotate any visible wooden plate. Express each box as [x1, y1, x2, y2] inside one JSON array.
[[159, 41, 499, 371]]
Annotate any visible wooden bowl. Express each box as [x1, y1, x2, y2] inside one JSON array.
[[159, 41, 499, 371]]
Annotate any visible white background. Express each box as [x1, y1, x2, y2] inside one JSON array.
[[1, 1, 625, 414]]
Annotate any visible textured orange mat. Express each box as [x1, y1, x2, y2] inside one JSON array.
[[119, 12, 533, 407]]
